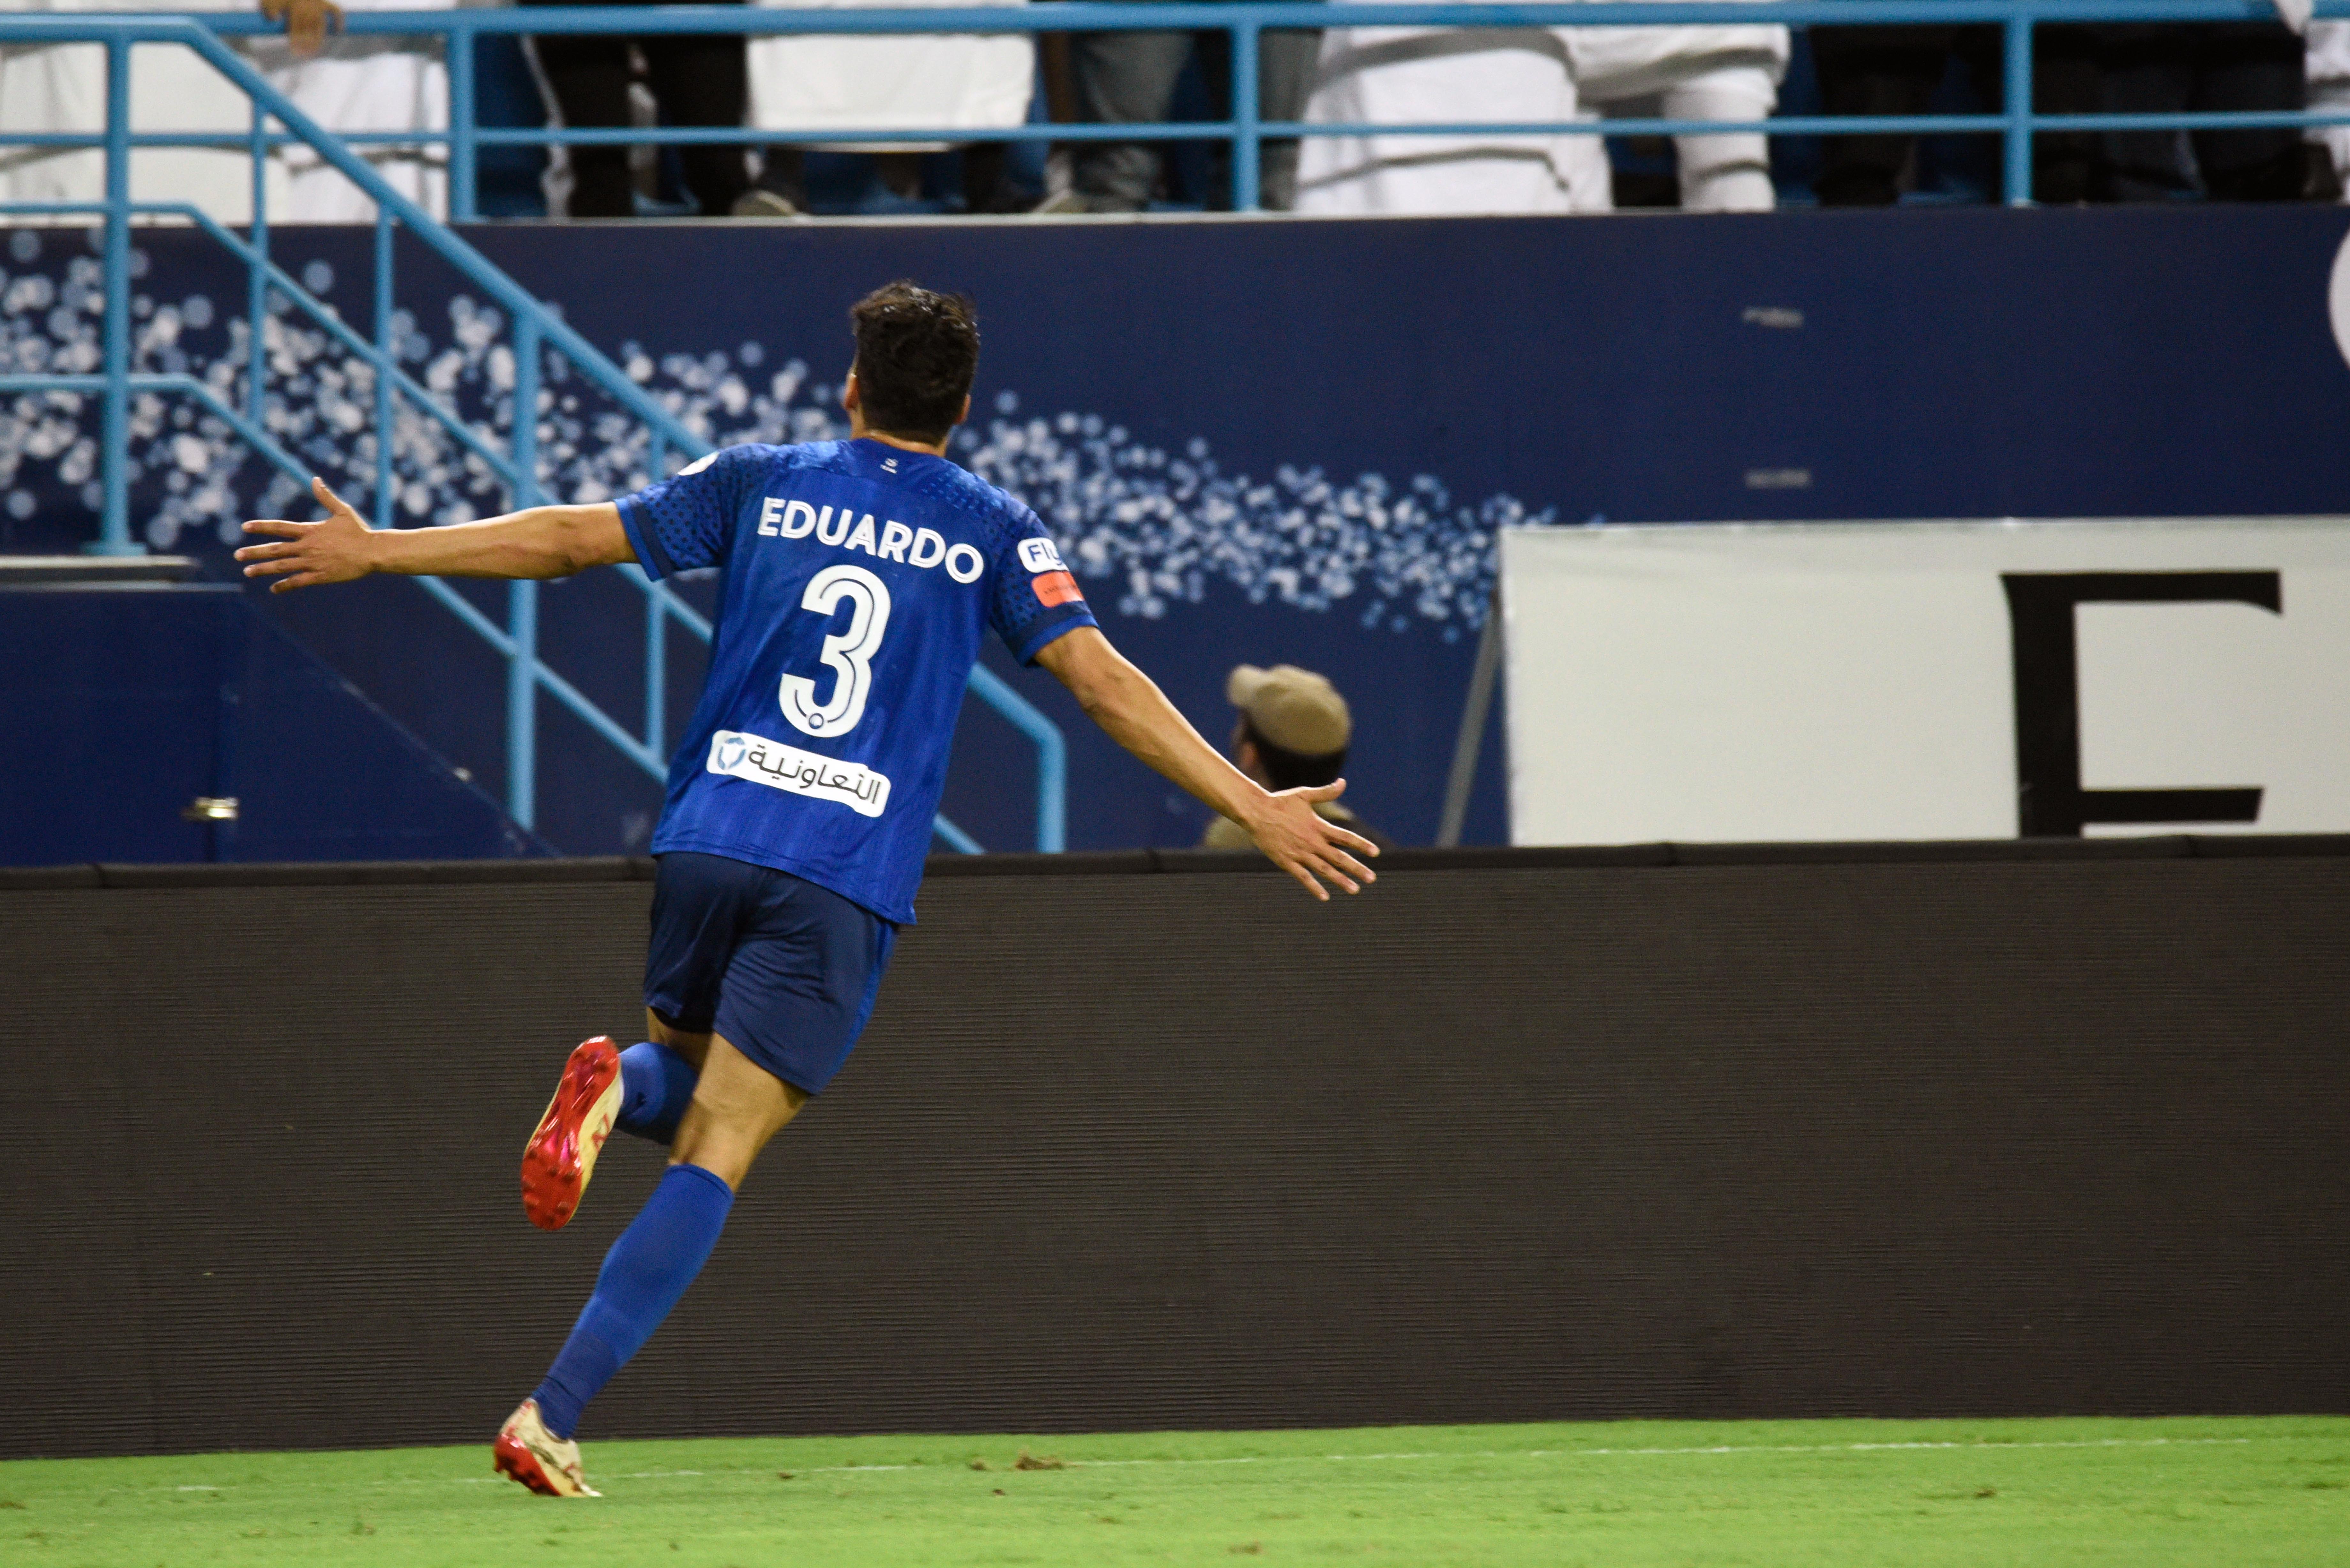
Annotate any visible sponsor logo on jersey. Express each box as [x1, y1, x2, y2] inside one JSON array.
[[757, 497, 985, 583], [709, 728, 891, 818], [1017, 537, 1066, 573], [1031, 570, 1083, 608]]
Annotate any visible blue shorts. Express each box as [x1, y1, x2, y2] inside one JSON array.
[[643, 851, 897, 1096]]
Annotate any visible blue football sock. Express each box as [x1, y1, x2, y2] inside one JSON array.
[[615, 1041, 698, 1144], [530, 1162, 733, 1439]]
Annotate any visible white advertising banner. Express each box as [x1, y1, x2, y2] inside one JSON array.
[[1501, 518, 2350, 845]]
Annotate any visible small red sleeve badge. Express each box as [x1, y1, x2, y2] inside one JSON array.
[[1032, 570, 1083, 607]]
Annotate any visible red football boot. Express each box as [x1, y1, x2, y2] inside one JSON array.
[[494, 1399, 599, 1497], [520, 1035, 623, 1231]]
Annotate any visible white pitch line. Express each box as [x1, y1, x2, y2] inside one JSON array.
[[1053, 1434, 2261, 1473], [596, 1433, 2276, 1481], [125, 1430, 2313, 1496]]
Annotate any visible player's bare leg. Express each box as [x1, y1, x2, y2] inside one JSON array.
[[667, 1032, 809, 1190]]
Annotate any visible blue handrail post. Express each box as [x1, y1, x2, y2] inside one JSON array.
[[89, 35, 140, 556], [508, 580, 539, 827], [1232, 19, 1261, 212], [932, 816, 985, 854], [643, 425, 671, 757], [508, 311, 543, 828], [2003, 11, 2034, 206], [1036, 718, 1065, 852], [449, 16, 478, 222], [247, 98, 267, 428], [373, 210, 395, 527]]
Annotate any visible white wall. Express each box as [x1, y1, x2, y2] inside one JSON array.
[[1501, 518, 2350, 844]]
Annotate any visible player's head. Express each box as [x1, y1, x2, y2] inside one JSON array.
[[843, 281, 978, 445], [1226, 664, 1351, 790]]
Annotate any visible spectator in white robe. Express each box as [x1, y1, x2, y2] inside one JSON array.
[[248, 0, 459, 223], [0, 0, 460, 224], [739, 0, 1034, 215], [1567, 14, 1785, 213], [0, 0, 256, 223], [1294, 19, 1598, 215], [1295, 0, 1784, 215]]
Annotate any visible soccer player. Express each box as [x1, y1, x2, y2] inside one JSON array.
[[234, 281, 1378, 1497]]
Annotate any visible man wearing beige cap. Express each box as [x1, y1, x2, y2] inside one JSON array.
[[1202, 664, 1397, 854]]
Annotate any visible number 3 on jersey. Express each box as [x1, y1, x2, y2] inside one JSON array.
[[781, 563, 891, 737]]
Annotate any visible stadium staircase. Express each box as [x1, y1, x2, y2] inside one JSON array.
[[0, 12, 1061, 864]]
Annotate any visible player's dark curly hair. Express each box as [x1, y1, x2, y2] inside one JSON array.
[[849, 281, 979, 443]]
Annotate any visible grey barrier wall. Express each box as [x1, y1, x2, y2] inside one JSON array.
[[4, 841, 2346, 1460]]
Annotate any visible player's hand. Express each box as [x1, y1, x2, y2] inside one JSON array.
[[1242, 780, 1379, 901], [236, 478, 377, 592], [260, 0, 344, 58]]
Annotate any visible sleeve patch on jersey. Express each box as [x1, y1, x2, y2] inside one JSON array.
[[1032, 570, 1084, 607], [1018, 537, 1067, 573]]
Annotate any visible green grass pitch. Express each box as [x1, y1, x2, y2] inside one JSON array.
[[5, 1416, 2346, 1566]]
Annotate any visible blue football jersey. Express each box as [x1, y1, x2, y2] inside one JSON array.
[[615, 438, 1097, 923]]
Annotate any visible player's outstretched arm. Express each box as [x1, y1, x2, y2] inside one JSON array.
[[1035, 626, 1379, 901], [235, 477, 634, 592]]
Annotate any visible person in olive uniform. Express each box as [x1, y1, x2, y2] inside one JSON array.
[[1202, 663, 1395, 855]]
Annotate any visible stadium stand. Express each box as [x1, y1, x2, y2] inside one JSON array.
[[6, 13, 2350, 1562]]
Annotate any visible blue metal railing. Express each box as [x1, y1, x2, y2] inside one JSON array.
[[0, 13, 1068, 850], [8, 3, 2350, 215]]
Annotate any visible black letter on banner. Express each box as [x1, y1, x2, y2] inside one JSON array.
[[2000, 572, 2280, 838]]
